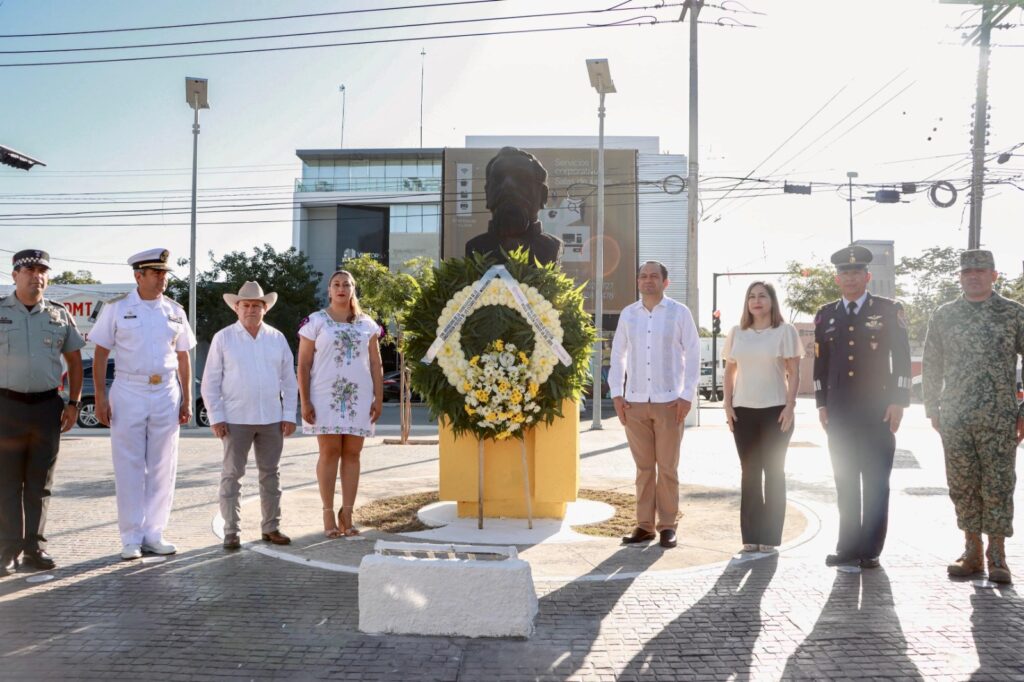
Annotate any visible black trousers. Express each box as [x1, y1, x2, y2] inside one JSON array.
[[826, 414, 895, 559], [0, 393, 63, 556], [732, 405, 792, 546]]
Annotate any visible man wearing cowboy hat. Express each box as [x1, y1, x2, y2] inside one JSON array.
[[201, 282, 298, 550]]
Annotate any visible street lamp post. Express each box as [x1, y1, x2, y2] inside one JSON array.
[[846, 171, 858, 243], [585, 59, 615, 429], [185, 77, 209, 428], [339, 85, 346, 149]]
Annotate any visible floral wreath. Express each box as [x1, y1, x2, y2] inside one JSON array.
[[403, 249, 596, 441]]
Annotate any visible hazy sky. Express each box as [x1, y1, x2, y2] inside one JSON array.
[[1, 0, 1021, 325]]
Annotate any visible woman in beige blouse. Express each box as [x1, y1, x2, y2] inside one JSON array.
[[722, 281, 804, 553]]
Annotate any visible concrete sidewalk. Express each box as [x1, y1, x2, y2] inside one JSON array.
[[1, 398, 1022, 680]]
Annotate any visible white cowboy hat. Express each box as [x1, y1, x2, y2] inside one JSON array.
[[223, 281, 278, 311]]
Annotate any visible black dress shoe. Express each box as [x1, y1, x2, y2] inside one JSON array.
[[21, 549, 55, 571], [860, 557, 881, 569], [1, 553, 19, 576], [621, 528, 657, 545], [223, 533, 241, 550], [659, 529, 678, 549], [825, 552, 859, 567]]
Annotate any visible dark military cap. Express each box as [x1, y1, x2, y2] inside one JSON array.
[[959, 249, 995, 271], [12, 249, 51, 270], [830, 244, 873, 271]]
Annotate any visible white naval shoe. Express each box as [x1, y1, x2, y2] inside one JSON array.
[[121, 544, 143, 560], [141, 540, 177, 556]]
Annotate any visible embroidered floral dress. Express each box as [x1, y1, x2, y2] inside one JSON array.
[[299, 311, 380, 436]]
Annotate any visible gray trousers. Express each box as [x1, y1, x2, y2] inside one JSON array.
[[219, 423, 284, 535]]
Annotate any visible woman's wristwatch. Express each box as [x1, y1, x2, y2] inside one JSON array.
[[67, 399, 81, 408]]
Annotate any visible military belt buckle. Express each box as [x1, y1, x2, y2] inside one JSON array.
[[148, 374, 162, 385]]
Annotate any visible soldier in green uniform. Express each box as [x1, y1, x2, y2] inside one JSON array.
[[922, 249, 1024, 584], [0, 249, 85, 576]]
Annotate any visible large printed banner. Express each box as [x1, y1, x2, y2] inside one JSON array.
[[442, 148, 638, 315]]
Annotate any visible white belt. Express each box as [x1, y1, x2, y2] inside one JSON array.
[[116, 371, 177, 385]]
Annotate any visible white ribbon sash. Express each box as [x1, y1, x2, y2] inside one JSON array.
[[421, 265, 572, 367]]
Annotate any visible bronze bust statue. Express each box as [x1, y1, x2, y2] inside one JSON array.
[[465, 147, 563, 266]]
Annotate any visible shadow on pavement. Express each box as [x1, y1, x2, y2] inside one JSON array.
[[620, 553, 778, 680], [782, 568, 923, 680], [970, 583, 1024, 680]]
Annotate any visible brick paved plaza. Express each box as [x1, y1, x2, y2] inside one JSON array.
[[1, 399, 1022, 681]]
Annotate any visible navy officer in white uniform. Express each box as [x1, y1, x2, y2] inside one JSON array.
[[89, 248, 196, 560]]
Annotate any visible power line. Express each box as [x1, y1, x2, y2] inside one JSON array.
[[0, 17, 677, 68], [0, 0, 509, 39], [0, 3, 684, 55], [701, 83, 850, 219]]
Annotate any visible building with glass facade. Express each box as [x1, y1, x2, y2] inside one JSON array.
[[292, 149, 443, 292]]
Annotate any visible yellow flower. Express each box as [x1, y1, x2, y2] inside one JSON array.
[[475, 389, 489, 402], [486, 412, 497, 421], [494, 340, 504, 351], [518, 352, 528, 364], [513, 414, 525, 423], [462, 381, 471, 392], [499, 381, 510, 393], [528, 382, 539, 397], [464, 404, 474, 415], [470, 356, 479, 366], [511, 391, 523, 404]]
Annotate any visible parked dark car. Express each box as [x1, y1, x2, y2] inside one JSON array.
[[63, 358, 209, 428], [382, 369, 421, 403]]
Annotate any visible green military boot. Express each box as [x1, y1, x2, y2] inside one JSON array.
[[986, 536, 1012, 584], [947, 531, 984, 577]]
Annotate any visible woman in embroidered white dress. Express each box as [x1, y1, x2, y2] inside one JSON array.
[[297, 270, 383, 538]]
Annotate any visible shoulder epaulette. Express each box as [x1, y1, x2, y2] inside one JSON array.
[[107, 292, 130, 304]]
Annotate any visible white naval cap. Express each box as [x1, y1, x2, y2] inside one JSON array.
[[128, 248, 173, 271]]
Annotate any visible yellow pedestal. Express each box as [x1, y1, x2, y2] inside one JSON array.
[[438, 400, 580, 519]]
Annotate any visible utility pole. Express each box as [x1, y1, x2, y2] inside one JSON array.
[[419, 48, 427, 148], [942, 0, 1024, 247], [682, 0, 702, 324], [846, 171, 858, 243], [967, 2, 992, 249]]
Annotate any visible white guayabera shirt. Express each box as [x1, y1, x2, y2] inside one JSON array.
[[608, 296, 701, 403], [201, 321, 298, 425]]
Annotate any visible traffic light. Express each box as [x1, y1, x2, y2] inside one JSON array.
[[712, 310, 721, 336]]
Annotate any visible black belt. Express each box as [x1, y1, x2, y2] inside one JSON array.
[[0, 388, 59, 404]]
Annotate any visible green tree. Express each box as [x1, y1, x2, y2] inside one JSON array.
[[783, 261, 840, 318], [50, 269, 101, 284], [166, 244, 322, 356], [339, 254, 436, 444], [895, 246, 962, 348], [999, 273, 1024, 304]]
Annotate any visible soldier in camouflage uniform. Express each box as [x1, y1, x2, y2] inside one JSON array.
[[922, 249, 1024, 584]]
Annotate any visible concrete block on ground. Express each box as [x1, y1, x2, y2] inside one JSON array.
[[358, 541, 537, 638]]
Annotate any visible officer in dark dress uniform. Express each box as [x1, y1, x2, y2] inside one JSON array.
[[814, 245, 911, 569], [0, 249, 84, 575]]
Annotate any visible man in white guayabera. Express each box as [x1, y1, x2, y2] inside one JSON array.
[[609, 261, 701, 550], [202, 281, 298, 551]]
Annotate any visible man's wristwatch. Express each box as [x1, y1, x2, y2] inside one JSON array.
[[67, 400, 81, 408]]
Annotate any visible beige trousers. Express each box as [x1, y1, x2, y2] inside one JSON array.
[[623, 401, 684, 532]]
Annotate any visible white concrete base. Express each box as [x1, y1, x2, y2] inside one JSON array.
[[405, 499, 615, 545], [358, 542, 538, 638]]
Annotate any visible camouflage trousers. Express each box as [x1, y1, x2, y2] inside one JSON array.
[[940, 414, 1018, 537]]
